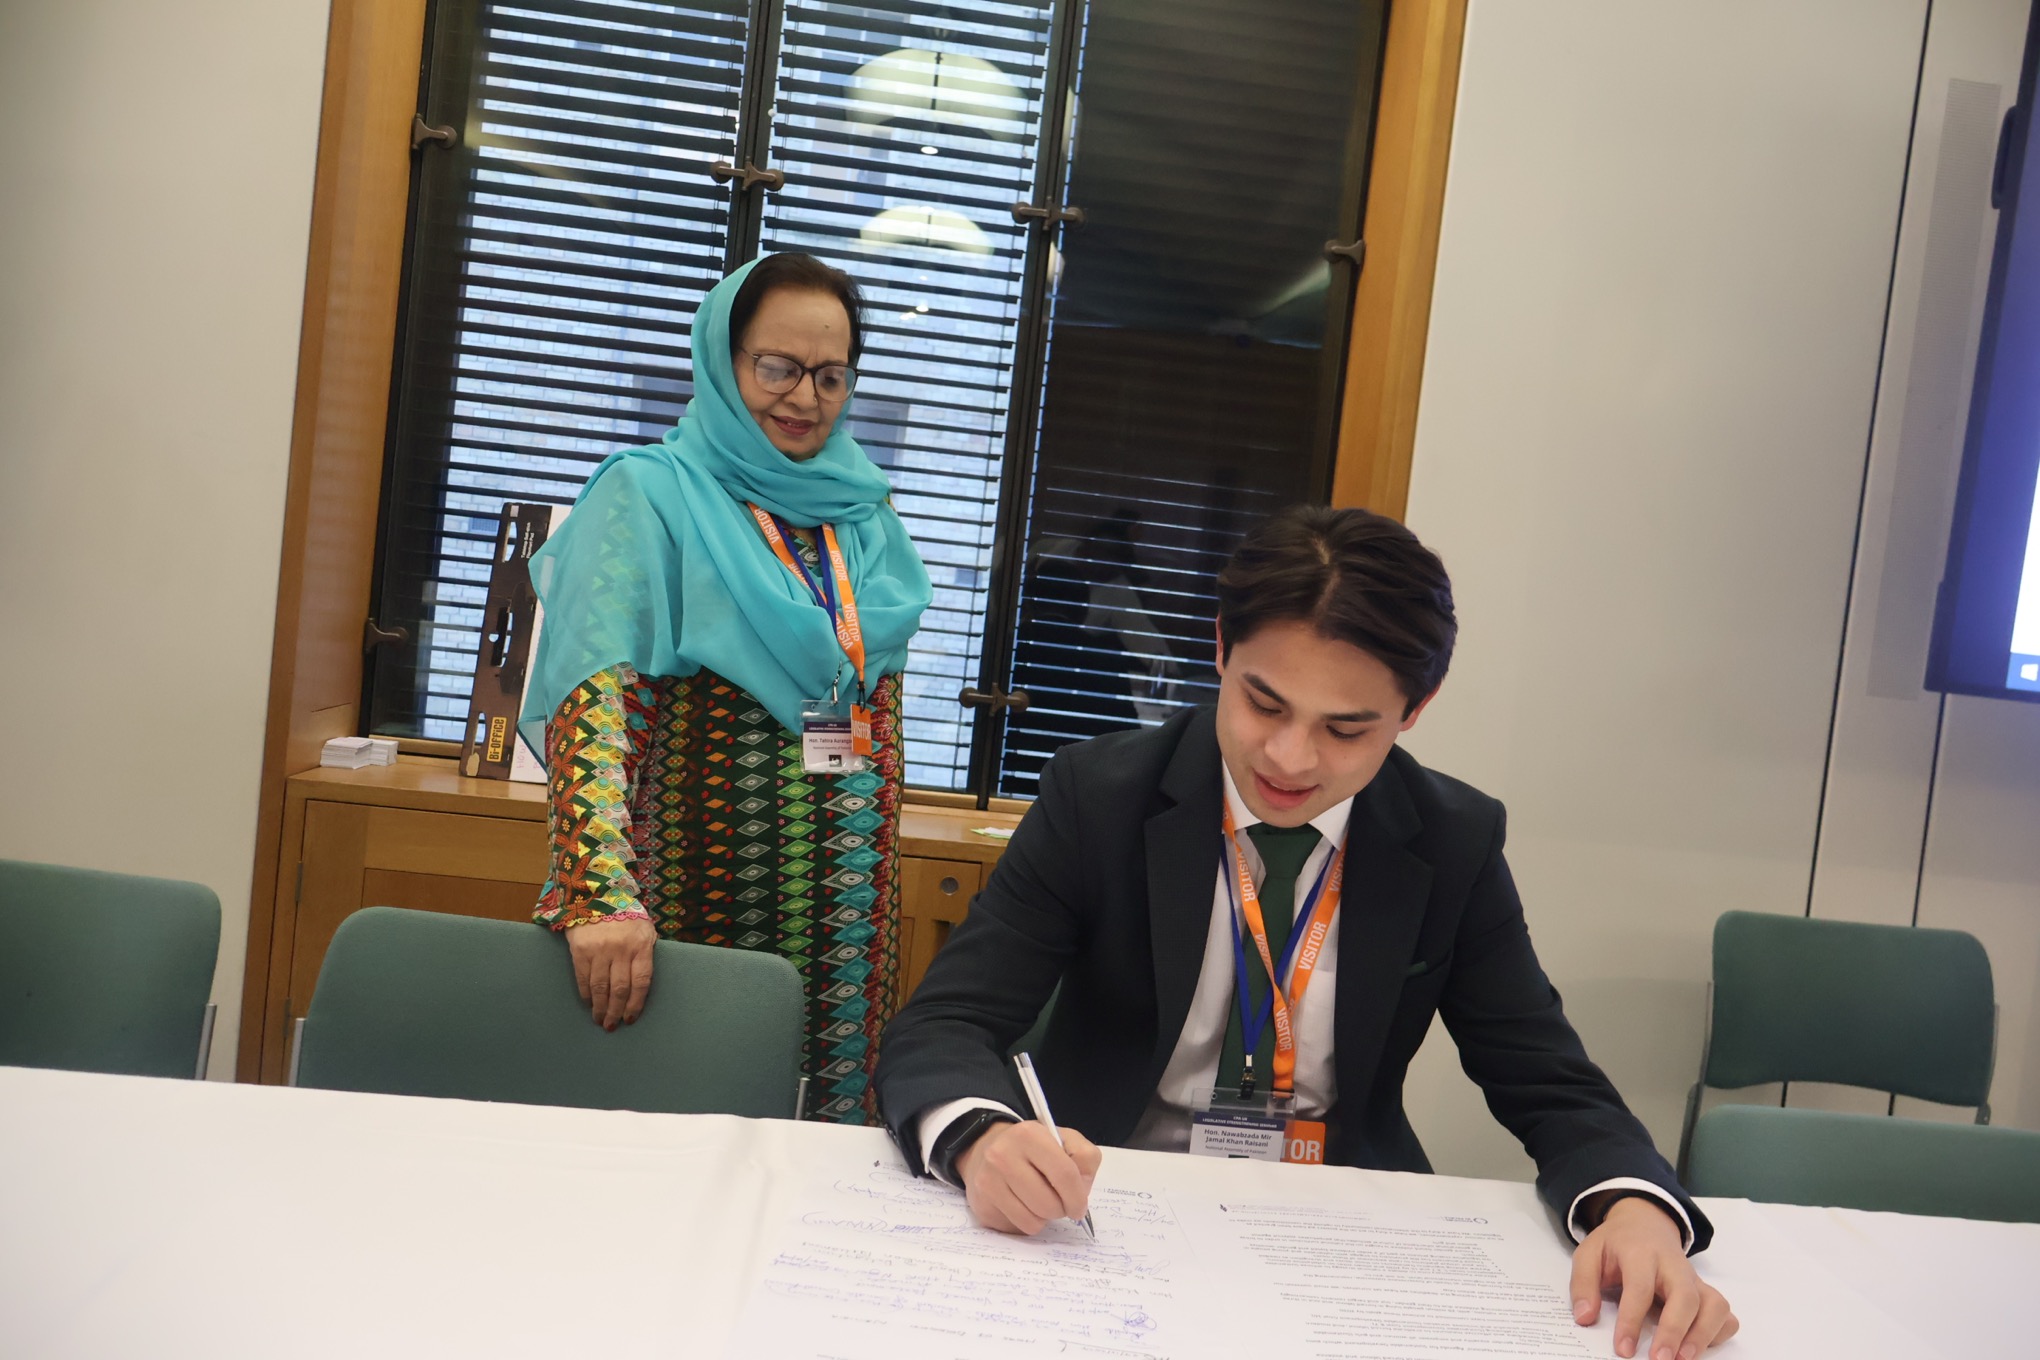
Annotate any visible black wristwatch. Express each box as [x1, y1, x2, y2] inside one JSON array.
[[928, 1108, 1019, 1184]]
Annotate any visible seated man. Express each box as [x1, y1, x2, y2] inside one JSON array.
[[876, 505, 1738, 1360]]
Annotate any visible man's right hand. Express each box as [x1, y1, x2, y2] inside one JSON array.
[[955, 1119, 1101, 1235], [563, 917, 657, 1030]]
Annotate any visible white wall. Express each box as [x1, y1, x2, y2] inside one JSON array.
[[0, 0, 333, 1076], [1396, 0, 1945, 1181], [1797, 0, 2034, 1127]]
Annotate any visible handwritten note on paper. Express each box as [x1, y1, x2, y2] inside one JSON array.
[[733, 1159, 1201, 1360], [1183, 1200, 1593, 1360]]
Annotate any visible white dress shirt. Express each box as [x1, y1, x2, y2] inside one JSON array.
[[915, 764, 1692, 1251]]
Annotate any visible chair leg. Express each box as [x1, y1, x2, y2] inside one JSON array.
[[1676, 1081, 1703, 1182], [1676, 981, 1714, 1182], [194, 1002, 217, 1080], [287, 1016, 306, 1087], [1981, 1004, 2000, 1125]]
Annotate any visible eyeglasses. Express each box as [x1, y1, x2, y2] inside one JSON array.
[[740, 349, 856, 401]]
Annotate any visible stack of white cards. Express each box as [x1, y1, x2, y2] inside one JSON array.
[[320, 736, 399, 769]]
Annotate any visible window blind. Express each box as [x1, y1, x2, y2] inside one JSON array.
[[367, 0, 1386, 803], [758, 1, 1056, 788], [372, 0, 753, 737], [991, 0, 1377, 795]]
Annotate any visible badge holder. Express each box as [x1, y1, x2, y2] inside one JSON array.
[[1189, 1070, 1326, 1166], [799, 682, 873, 776]]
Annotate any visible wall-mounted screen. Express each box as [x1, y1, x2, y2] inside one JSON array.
[[1928, 2, 2040, 701]]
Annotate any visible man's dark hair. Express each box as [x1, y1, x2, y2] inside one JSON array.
[[1216, 505, 1456, 716], [727, 252, 866, 364]]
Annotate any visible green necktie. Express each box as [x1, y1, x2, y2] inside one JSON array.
[[1216, 822, 1323, 1096]]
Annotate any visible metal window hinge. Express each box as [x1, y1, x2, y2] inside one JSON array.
[[412, 115, 458, 152]]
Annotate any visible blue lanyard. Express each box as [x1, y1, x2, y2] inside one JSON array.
[[1223, 840, 1335, 1070], [770, 514, 838, 622]]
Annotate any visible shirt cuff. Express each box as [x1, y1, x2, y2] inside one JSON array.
[[537, 895, 651, 931], [1567, 1177, 1695, 1255], [915, 1097, 1024, 1186]]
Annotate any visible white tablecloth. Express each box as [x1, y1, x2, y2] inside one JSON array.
[[0, 1065, 2026, 1358]]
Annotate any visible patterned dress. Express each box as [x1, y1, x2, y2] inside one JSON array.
[[533, 556, 905, 1124]]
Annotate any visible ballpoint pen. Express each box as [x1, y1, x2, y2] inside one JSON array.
[[1012, 1051, 1097, 1242]]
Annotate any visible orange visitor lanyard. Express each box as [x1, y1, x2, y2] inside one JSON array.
[[1222, 802, 1345, 1096], [749, 504, 867, 691]]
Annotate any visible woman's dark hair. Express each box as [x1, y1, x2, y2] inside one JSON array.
[[1215, 505, 1456, 715], [727, 252, 866, 363]]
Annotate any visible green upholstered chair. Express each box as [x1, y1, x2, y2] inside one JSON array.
[[1686, 1104, 2040, 1222], [294, 906, 805, 1117], [1676, 910, 1996, 1178], [0, 858, 221, 1079]]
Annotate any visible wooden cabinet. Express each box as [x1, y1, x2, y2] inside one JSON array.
[[242, 758, 1017, 1083], [896, 857, 983, 1013]]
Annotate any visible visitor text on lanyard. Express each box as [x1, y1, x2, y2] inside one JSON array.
[[1221, 802, 1346, 1100]]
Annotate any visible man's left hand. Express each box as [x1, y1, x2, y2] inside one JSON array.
[[1569, 1196, 1739, 1359]]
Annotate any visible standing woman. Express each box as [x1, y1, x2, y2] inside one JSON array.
[[518, 253, 931, 1123]]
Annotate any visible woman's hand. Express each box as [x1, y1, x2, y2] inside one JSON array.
[[564, 918, 658, 1029]]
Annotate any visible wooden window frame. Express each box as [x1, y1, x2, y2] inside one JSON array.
[[235, 0, 1466, 1080]]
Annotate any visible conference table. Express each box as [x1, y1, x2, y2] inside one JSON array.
[[0, 1064, 2027, 1358]]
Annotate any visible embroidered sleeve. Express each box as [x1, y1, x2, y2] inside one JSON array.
[[533, 664, 657, 930]]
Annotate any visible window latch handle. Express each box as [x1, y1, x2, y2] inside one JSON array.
[[710, 159, 786, 193], [411, 115, 458, 152], [1011, 202, 1085, 229], [957, 687, 1032, 713], [363, 617, 410, 653]]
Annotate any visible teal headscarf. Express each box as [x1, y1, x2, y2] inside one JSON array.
[[519, 258, 932, 751]]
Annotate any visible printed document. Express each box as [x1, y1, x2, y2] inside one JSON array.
[[732, 1159, 1593, 1359]]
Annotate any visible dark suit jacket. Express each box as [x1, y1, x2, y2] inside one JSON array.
[[875, 706, 1711, 1250]]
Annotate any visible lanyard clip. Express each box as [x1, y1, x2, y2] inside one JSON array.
[[1238, 1054, 1257, 1102]]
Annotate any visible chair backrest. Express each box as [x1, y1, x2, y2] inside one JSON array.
[[1706, 910, 1994, 1105], [296, 906, 804, 1117], [0, 858, 220, 1078], [1686, 1104, 2040, 1222]]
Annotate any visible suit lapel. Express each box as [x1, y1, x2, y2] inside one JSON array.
[[1332, 756, 1433, 1106], [1144, 710, 1224, 1093]]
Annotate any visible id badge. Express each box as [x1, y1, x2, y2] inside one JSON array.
[[1190, 1089, 1326, 1164], [1189, 1105, 1287, 1160], [800, 697, 869, 775]]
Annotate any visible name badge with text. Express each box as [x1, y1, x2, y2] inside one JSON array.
[[800, 697, 870, 775]]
